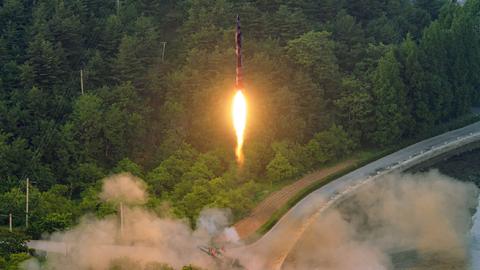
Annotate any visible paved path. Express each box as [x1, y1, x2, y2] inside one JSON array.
[[232, 121, 480, 270], [233, 160, 356, 240]]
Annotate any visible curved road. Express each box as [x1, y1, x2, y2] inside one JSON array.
[[232, 121, 480, 270]]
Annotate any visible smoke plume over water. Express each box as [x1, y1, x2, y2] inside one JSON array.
[[24, 171, 478, 269]]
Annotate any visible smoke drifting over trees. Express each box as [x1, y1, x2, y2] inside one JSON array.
[[99, 174, 147, 204], [25, 174, 236, 270], [22, 172, 478, 269]]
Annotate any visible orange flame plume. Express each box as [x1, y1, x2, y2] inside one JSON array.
[[232, 90, 247, 164]]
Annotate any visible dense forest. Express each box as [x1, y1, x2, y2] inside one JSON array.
[[1, 0, 480, 266]]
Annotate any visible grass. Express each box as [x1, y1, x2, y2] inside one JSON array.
[[254, 113, 480, 236]]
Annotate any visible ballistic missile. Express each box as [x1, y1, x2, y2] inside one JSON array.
[[233, 15, 247, 164], [236, 15, 243, 90]]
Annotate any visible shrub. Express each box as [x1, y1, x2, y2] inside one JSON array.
[[266, 152, 299, 183], [306, 125, 356, 167]]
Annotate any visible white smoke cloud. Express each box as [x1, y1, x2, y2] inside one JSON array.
[[282, 170, 478, 269], [99, 173, 147, 204], [27, 174, 236, 270], [24, 171, 478, 270]]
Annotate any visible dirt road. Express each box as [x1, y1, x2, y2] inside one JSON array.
[[233, 160, 356, 240]]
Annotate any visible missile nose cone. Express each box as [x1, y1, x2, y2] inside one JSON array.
[[236, 15, 241, 30]]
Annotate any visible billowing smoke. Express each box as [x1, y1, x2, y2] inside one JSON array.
[[282, 170, 478, 269], [26, 174, 236, 270], [99, 173, 147, 204], [24, 171, 478, 270]]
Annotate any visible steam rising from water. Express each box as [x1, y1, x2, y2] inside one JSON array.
[[24, 171, 478, 269]]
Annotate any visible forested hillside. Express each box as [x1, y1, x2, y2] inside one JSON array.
[[1, 0, 480, 243]]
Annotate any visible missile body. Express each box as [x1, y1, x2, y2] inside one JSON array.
[[236, 15, 243, 90]]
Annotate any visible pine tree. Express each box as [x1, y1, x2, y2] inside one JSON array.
[[398, 35, 431, 135], [372, 48, 409, 145], [415, 0, 448, 19], [24, 35, 61, 90]]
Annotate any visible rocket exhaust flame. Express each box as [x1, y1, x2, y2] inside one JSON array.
[[233, 90, 247, 164]]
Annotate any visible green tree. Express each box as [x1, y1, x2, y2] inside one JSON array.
[[146, 165, 176, 196], [398, 35, 431, 135], [179, 184, 213, 222], [113, 158, 143, 178], [211, 182, 257, 220], [0, 188, 28, 227], [243, 140, 274, 179], [99, 15, 123, 58], [266, 5, 309, 41], [0, 132, 37, 192], [334, 77, 374, 142], [266, 152, 298, 183], [27, 185, 75, 237], [0, 257, 6, 269], [22, 35, 62, 90], [366, 14, 400, 44], [371, 49, 409, 145], [46, 1, 85, 68], [415, 0, 448, 19], [287, 31, 339, 99], [305, 125, 355, 166], [344, 0, 386, 22], [114, 35, 143, 86], [419, 21, 453, 121], [0, 229, 28, 258], [32, 212, 73, 235], [329, 10, 366, 72], [4, 252, 30, 270], [78, 185, 116, 218], [67, 162, 105, 196], [313, 0, 340, 22], [67, 94, 104, 161]]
